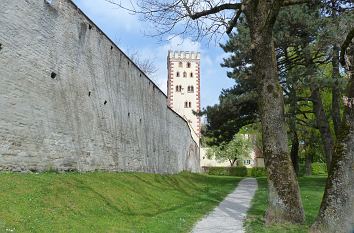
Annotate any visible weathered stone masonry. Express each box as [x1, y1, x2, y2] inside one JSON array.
[[0, 0, 200, 173]]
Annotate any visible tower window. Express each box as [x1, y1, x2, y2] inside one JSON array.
[[190, 72, 193, 78], [188, 86, 194, 93], [183, 71, 187, 78], [176, 72, 180, 77], [187, 62, 191, 68], [187, 86, 194, 93], [179, 62, 183, 67], [176, 85, 182, 92], [184, 101, 192, 108]]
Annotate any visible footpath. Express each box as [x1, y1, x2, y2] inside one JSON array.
[[192, 178, 258, 233]]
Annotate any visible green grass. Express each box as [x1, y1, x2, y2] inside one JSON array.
[[244, 176, 327, 233], [0, 172, 241, 233]]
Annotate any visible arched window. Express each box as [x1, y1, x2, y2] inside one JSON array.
[[176, 72, 180, 77], [179, 62, 183, 67], [190, 72, 193, 78], [183, 71, 187, 78], [176, 85, 182, 92], [187, 62, 191, 68], [188, 102, 192, 108], [184, 101, 188, 108], [191, 86, 194, 92]]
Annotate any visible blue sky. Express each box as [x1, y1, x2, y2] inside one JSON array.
[[73, 0, 235, 108]]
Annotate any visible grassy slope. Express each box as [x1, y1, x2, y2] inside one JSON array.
[[0, 172, 241, 233], [244, 176, 327, 233]]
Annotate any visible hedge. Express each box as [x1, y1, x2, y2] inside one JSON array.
[[249, 167, 267, 177], [202, 166, 266, 177], [203, 166, 248, 177], [202, 164, 327, 177]]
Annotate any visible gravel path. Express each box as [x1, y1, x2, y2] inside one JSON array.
[[192, 178, 258, 233]]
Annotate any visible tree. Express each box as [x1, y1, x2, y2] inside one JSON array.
[[128, 50, 158, 76], [311, 28, 354, 233], [207, 133, 252, 166], [108, 0, 317, 224]]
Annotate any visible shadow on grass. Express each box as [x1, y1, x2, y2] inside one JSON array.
[[244, 176, 327, 233]]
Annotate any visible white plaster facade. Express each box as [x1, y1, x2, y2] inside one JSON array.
[[167, 51, 201, 141]]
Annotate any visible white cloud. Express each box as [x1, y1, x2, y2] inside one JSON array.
[[163, 35, 201, 52]]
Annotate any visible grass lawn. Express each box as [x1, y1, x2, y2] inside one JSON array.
[[0, 172, 241, 233], [244, 176, 327, 233]]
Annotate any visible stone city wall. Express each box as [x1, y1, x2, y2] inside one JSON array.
[[0, 0, 200, 173]]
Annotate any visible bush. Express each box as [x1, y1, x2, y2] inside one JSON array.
[[312, 162, 327, 176], [206, 167, 229, 176], [203, 166, 248, 177], [229, 167, 248, 177], [249, 167, 267, 177]]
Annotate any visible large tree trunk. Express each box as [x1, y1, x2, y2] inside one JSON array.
[[331, 44, 342, 137], [245, 1, 305, 224], [311, 44, 354, 233]]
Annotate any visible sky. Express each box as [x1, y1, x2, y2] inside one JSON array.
[[72, 0, 235, 108]]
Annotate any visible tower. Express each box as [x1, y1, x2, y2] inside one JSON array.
[[167, 50, 201, 138]]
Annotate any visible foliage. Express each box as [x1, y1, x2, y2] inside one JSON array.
[[0, 172, 242, 233], [311, 162, 328, 176], [206, 133, 252, 166], [204, 167, 229, 176], [203, 166, 248, 177], [250, 168, 267, 177], [202, 22, 258, 146], [229, 167, 248, 177], [244, 177, 327, 233]]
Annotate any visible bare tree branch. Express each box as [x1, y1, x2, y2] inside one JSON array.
[[182, 2, 242, 20], [226, 9, 243, 34]]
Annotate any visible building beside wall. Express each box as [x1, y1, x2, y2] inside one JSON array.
[[167, 51, 201, 141]]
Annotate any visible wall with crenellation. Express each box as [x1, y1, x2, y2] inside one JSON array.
[[0, 0, 200, 173]]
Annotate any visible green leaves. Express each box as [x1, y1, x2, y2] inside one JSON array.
[[206, 133, 253, 166]]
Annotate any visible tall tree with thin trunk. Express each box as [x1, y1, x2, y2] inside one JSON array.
[[311, 28, 354, 233]]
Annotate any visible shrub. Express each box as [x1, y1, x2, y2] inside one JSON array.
[[311, 162, 327, 176], [206, 167, 229, 176], [203, 166, 248, 177], [229, 167, 248, 177], [249, 167, 267, 177]]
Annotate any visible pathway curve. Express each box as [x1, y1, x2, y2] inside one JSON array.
[[192, 178, 258, 233]]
